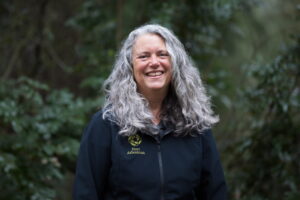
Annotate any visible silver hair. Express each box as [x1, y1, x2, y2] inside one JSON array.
[[102, 24, 219, 136]]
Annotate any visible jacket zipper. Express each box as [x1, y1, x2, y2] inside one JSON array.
[[157, 141, 165, 200]]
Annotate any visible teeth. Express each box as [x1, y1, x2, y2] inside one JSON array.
[[147, 71, 163, 76]]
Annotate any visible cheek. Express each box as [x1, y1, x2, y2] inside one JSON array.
[[165, 61, 172, 76], [132, 62, 138, 77], [132, 66, 144, 87], [167, 67, 173, 83], [133, 62, 147, 78], [163, 59, 172, 70], [133, 69, 139, 83]]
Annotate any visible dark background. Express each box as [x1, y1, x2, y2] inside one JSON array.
[[0, 0, 299, 199]]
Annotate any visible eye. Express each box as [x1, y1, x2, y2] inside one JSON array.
[[137, 54, 150, 60], [158, 51, 169, 57], [138, 55, 147, 59]]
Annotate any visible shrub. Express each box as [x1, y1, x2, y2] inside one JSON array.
[[0, 77, 95, 200]]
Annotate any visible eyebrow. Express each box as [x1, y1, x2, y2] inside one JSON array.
[[135, 51, 149, 55], [135, 49, 168, 55]]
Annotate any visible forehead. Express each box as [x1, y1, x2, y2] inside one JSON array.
[[132, 33, 166, 53]]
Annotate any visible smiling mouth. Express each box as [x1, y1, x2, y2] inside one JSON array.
[[146, 71, 164, 77]]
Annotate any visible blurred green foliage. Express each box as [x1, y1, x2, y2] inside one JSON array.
[[227, 36, 300, 200], [0, 0, 299, 199], [0, 77, 97, 199]]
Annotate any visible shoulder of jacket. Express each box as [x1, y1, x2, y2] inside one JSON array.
[[82, 110, 117, 143], [89, 109, 119, 130]]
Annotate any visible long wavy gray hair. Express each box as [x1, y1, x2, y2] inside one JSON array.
[[102, 24, 219, 136]]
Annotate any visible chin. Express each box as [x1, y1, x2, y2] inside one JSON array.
[[148, 86, 169, 92], [147, 84, 165, 90]]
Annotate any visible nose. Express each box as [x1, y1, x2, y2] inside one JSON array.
[[149, 55, 159, 67]]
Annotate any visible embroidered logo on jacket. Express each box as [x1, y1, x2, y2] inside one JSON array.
[[128, 134, 142, 147], [127, 134, 145, 155]]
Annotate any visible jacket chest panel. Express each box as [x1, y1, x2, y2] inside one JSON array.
[[109, 132, 203, 198], [160, 136, 203, 196], [110, 134, 161, 196]]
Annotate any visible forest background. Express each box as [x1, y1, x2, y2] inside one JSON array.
[[0, 0, 299, 199]]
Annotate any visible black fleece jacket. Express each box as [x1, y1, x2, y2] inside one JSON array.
[[73, 110, 227, 200]]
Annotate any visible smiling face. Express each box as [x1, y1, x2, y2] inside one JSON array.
[[132, 33, 172, 98]]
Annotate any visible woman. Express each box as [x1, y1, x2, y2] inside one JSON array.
[[73, 24, 227, 200]]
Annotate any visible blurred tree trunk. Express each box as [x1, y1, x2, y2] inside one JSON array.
[[31, 0, 48, 78], [116, 0, 124, 47]]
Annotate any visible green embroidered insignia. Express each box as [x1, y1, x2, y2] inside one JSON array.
[[128, 134, 142, 147]]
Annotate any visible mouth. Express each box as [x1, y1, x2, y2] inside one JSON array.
[[145, 71, 164, 77]]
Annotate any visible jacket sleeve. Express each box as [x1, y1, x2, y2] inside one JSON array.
[[197, 129, 228, 200], [73, 112, 112, 200]]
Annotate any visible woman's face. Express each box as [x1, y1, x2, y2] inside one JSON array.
[[132, 33, 172, 97]]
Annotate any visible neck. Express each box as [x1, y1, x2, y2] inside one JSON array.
[[142, 89, 168, 125], [149, 99, 163, 125]]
